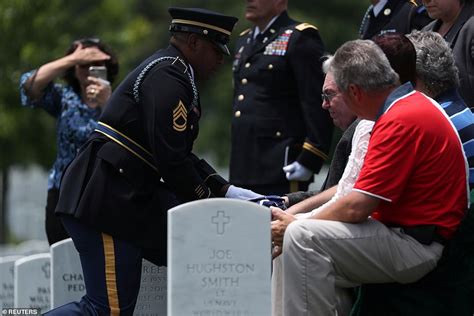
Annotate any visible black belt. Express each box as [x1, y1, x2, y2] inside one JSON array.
[[94, 122, 159, 174], [400, 225, 448, 246]]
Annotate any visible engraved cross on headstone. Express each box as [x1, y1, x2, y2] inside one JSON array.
[[211, 211, 230, 235]]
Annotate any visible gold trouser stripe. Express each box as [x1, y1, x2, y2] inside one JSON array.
[[102, 233, 120, 316], [290, 181, 299, 193], [172, 19, 231, 35], [303, 142, 329, 160]]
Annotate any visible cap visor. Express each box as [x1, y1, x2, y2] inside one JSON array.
[[215, 42, 230, 56]]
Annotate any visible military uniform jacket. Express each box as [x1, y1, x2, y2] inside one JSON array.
[[360, 0, 432, 39], [55, 45, 227, 263], [230, 11, 333, 187], [286, 119, 360, 206], [424, 2, 474, 107]]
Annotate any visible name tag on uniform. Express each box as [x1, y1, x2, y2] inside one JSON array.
[[264, 30, 293, 56]]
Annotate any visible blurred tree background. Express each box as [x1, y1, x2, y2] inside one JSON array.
[[0, 0, 367, 242]]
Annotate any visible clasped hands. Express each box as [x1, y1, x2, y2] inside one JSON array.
[[271, 207, 296, 259]]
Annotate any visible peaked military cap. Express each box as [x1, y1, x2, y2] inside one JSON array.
[[169, 7, 238, 56]]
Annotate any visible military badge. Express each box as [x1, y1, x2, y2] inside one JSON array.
[[264, 30, 293, 56], [173, 100, 187, 132]]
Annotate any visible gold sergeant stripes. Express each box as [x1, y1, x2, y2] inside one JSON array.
[[173, 100, 187, 132], [303, 142, 329, 160], [195, 184, 211, 198]]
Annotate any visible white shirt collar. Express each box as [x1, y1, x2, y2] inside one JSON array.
[[253, 15, 279, 39], [373, 0, 388, 17]]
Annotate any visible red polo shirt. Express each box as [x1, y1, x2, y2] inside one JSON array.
[[353, 90, 468, 239]]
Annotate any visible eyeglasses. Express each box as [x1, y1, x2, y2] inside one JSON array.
[[321, 91, 338, 103]]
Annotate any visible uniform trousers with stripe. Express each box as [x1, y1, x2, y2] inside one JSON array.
[[44, 215, 143, 316]]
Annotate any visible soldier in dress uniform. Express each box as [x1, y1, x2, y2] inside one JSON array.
[[45, 7, 261, 316], [359, 0, 433, 39], [230, 0, 334, 196]]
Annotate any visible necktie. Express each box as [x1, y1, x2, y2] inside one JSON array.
[[252, 33, 265, 49]]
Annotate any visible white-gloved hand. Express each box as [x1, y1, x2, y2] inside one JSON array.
[[225, 185, 263, 200], [283, 161, 313, 181]]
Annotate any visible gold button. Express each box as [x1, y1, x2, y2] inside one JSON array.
[[119, 168, 124, 174], [275, 131, 282, 137], [238, 94, 245, 101], [268, 64, 273, 70], [235, 111, 241, 118], [241, 78, 248, 85], [245, 62, 251, 68]]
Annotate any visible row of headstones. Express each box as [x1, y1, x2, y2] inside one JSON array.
[[0, 199, 271, 315], [0, 243, 167, 314]]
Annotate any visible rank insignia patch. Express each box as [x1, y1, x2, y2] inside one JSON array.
[[173, 100, 187, 132], [264, 30, 293, 56]]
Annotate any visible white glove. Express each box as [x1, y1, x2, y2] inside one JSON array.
[[225, 185, 263, 200], [283, 161, 313, 181]]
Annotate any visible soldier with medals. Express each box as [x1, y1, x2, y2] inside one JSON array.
[[230, 0, 334, 196]]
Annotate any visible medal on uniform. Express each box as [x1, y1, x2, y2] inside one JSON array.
[[264, 29, 292, 56]]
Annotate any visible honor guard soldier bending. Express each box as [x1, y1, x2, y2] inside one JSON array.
[[45, 7, 262, 316], [229, 0, 334, 196]]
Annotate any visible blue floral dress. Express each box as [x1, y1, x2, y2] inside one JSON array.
[[20, 70, 101, 190]]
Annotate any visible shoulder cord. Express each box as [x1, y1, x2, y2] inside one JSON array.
[[359, 5, 373, 38], [133, 56, 198, 109]]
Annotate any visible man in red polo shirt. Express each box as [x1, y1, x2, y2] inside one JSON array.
[[271, 39, 469, 316]]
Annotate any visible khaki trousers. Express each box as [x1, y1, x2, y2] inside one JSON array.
[[272, 218, 444, 316]]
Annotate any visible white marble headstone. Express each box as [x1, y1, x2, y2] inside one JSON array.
[[48, 239, 168, 314], [50, 238, 85, 308], [168, 198, 271, 316], [133, 259, 167, 315], [0, 256, 23, 309], [14, 253, 51, 313]]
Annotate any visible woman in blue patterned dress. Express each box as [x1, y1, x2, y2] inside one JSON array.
[[19, 38, 119, 245]]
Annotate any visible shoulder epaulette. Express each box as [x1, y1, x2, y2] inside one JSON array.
[[408, 0, 418, 7], [295, 23, 318, 31], [239, 28, 251, 36]]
